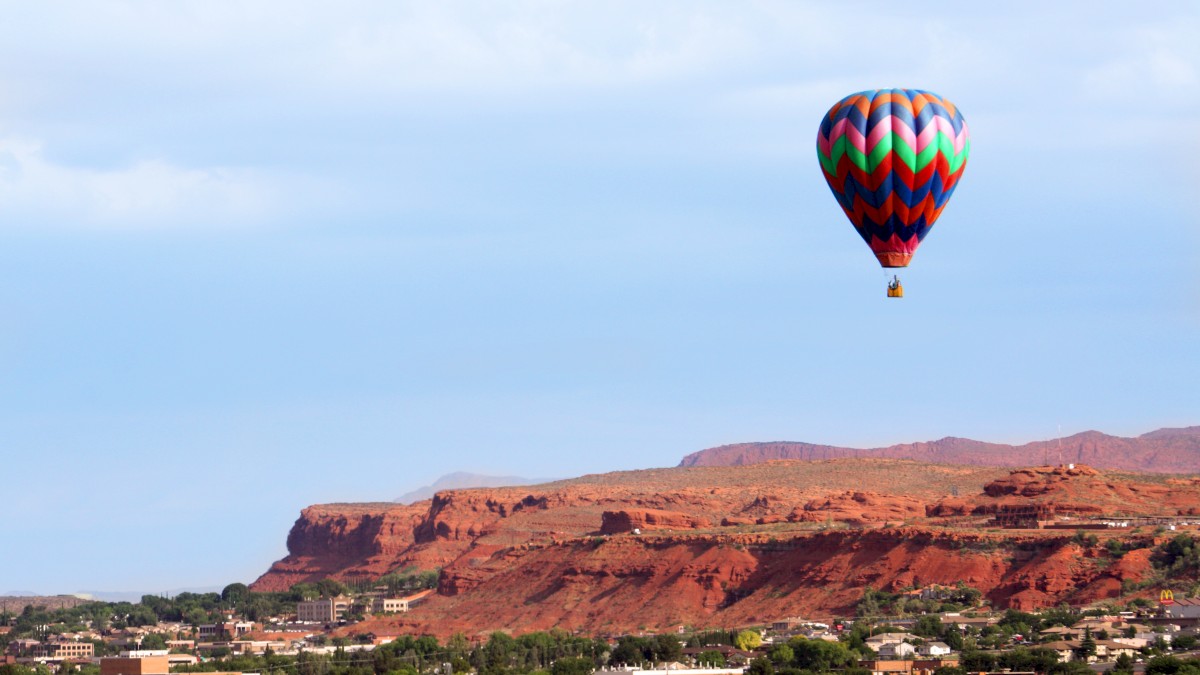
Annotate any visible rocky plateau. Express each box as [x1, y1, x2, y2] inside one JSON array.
[[251, 432, 1200, 638]]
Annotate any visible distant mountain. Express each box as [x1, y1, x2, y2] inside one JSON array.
[[394, 472, 552, 504], [678, 426, 1200, 473]]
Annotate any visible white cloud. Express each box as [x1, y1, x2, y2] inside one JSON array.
[[0, 138, 282, 229], [1082, 26, 1200, 96]]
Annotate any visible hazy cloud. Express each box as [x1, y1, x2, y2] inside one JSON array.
[[0, 138, 280, 229]]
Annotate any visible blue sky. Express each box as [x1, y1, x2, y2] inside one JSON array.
[[1, 2, 1197, 594]]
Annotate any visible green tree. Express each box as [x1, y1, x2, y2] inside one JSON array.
[[788, 638, 858, 672], [652, 635, 682, 663], [1113, 653, 1135, 675], [745, 657, 774, 675], [315, 579, 348, 598], [1145, 656, 1184, 675], [960, 650, 997, 672], [696, 651, 726, 667], [1172, 635, 1198, 652], [768, 644, 793, 666], [481, 632, 518, 671], [1041, 604, 1081, 628], [289, 583, 319, 601], [1074, 628, 1096, 661], [734, 630, 762, 651], [609, 637, 647, 666], [550, 657, 594, 675], [913, 614, 944, 638], [446, 633, 470, 661], [220, 584, 249, 604]]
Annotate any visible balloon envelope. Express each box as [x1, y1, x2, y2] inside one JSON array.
[[816, 88, 969, 268]]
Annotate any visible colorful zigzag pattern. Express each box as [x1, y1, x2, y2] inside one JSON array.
[[817, 88, 970, 268]]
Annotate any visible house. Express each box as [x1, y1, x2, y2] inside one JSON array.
[[916, 642, 952, 657], [939, 614, 998, 631], [865, 632, 919, 645], [771, 617, 808, 632], [876, 642, 917, 659], [1039, 642, 1077, 663], [1039, 626, 1083, 641], [1039, 640, 1139, 664], [678, 645, 758, 666], [1096, 641, 1139, 661]]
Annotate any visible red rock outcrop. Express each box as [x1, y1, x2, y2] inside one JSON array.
[[679, 426, 1200, 474], [601, 509, 710, 534], [253, 459, 1200, 638], [789, 491, 925, 526]]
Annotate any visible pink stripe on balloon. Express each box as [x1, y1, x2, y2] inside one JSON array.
[[892, 117, 916, 151], [845, 125, 867, 154], [935, 115, 953, 139], [915, 123, 938, 153], [866, 116, 892, 152]]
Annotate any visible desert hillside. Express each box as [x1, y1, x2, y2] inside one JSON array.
[[252, 459, 1200, 637], [678, 426, 1200, 472]]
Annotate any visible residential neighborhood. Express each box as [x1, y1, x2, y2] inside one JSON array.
[[3, 581, 1200, 675]]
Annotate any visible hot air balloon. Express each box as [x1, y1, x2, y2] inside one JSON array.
[[816, 88, 970, 297]]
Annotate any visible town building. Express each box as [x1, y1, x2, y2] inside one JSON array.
[[858, 657, 961, 675], [1163, 598, 1200, 620], [5, 640, 41, 657], [198, 621, 256, 641], [939, 614, 998, 631], [297, 596, 352, 623], [31, 640, 95, 660], [100, 655, 171, 675]]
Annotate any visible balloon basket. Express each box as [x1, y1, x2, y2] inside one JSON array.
[[886, 276, 904, 298]]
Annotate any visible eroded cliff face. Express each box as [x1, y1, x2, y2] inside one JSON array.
[[251, 460, 1197, 637], [255, 503, 431, 589], [349, 528, 1155, 638]]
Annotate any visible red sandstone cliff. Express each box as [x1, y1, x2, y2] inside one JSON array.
[[252, 458, 1200, 637], [679, 426, 1200, 473]]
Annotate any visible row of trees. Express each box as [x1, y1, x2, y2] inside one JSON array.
[[0, 571, 446, 652], [855, 582, 983, 618]]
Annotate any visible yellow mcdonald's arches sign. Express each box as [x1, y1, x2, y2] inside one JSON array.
[[1161, 589, 1175, 605]]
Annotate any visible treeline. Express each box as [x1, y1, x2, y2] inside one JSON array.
[[855, 582, 982, 617], [0, 571, 444, 648]]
